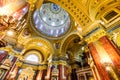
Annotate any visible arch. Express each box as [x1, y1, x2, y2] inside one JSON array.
[[22, 37, 54, 63], [60, 32, 80, 54], [24, 50, 43, 64]]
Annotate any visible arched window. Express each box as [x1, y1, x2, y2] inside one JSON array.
[[25, 54, 39, 63]]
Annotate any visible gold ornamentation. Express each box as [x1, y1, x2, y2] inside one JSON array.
[[85, 29, 106, 43], [16, 61, 22, 67], [18, 67, 34, 80], [38, 65, 47, 70], [26, 0, 37, 11]]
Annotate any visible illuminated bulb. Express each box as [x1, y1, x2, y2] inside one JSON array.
[[75, 21, 78, 26], [6, 30, 15, 36], [100, 20, 104, 25], [100, 57, 111, 64], [106, 66, 111, 71], [81, 47, 84, 50], [37, 43, 42, 46], [77, 27, 82, 32]]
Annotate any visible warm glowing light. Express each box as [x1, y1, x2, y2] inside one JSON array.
[[81, 47, 84, 50], [77, 27, 82, 32], [100, 20, 105, 25], [100, 57, 111, 64], [0, 0, 26, 16], [0, 7, 9, 15], [37, 43, 43, 46], [6, 30, 15, 36], [106, 66, 111, 71]]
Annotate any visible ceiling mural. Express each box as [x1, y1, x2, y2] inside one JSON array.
[[33, 3, 71, 37]]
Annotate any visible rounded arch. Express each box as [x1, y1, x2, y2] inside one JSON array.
[[60, 32, 80, 54], [24, 50, 43, 64], [22, 37, 54, 63]]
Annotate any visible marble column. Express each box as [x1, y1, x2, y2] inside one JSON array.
[[4, 57, 17, 80], [58, 65, 67, 80], [99, 36, 120, 73], [45, 65, 52, 80], [9, 66, 19, 80], [0, 51, 8, 62], [88, 42, 111, 80]]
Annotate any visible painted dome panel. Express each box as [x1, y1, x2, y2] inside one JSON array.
[[33, 3, 71, 37]]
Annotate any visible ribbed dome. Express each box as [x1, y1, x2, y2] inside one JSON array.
[[33, 3, 71, 37]]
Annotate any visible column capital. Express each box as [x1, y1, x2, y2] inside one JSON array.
[[16, 61, 22, 67], [38, 65, 47, 70], [85, 28, 106, 44]]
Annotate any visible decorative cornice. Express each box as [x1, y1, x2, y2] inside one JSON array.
[[85, 28, 106, 44]]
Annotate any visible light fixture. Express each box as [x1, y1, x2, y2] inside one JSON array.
[[81, 47, 84, 50], [6, 29, 16, 37], [100, 57, 111, 64], [106, 66, 111, 71], [100, 20, 105, 25], [77, 27, 82, 32]]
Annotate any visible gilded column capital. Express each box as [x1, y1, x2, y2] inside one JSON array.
[[38, 65, 47, 70], [16, 61, 23, 67], [85, 28, 106, 44]]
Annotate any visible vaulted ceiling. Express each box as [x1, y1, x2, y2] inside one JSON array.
[[0, 0, 120, 68]]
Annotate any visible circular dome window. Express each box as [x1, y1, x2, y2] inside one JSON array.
[[33, 3, 71, 38]]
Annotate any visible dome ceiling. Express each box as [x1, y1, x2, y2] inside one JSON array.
[[33, 3, 71, 38]]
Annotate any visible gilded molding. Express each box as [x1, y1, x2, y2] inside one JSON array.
[[38, 65, 47, 70], [48, 0, 92, 28], [16, 61, 23, 67], [26, 0, 37, 11], [85, 29, 106, 43], [49, 61, 68, 66]]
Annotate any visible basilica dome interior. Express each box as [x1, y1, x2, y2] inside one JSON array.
[[0, 0, 120, 80]]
